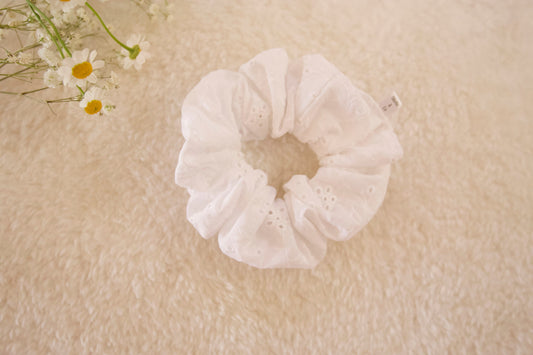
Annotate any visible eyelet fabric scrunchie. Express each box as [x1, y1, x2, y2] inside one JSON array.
[[175, 48, 403, 269]]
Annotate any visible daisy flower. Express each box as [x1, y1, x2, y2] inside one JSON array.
[[80, 87, 114, 116], [58, 48, 104, 88], [38, 47, 61, 66], [33, 29, 50, 46], [103, 71, 119, 90], [44, 69, 62, 88], [121, 34, 151, 71], [47, 0, 86, 13]]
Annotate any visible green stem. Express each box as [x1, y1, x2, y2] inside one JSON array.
[[0, 66, 32, 82], [47, 96, 81, 103], [0, 4, 28, 11], [12, 42, 42, 56], [27, 1, 71, 57], [85, 2, 134, 53], [25, 0, 65, 59], [0, 70, 43, 77], [0, 87, 48, 96]]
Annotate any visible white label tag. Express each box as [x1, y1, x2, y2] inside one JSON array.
[[379, 91, 402, 116]]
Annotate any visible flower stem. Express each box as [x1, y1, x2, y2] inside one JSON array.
[[85, 2, 134, 53], [47, 96, 82, 103], [0, 4, 27, 11], [0, 87, 48, 96], [25, 0, 65, 59], [26, 0, 71, 57], [0, 66, 32, 83], [12, 42, 42, 56]]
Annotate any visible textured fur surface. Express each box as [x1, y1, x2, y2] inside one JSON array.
[[1, 0, 532, 353]]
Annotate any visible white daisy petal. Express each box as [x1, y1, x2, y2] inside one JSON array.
[[63, 58, 74, 67], [93, 60, 105, 69], [87, 74, 97, 84], [75, 48, 88, 62]]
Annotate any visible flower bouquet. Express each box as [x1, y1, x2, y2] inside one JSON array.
[[0, 0, 171, 116]]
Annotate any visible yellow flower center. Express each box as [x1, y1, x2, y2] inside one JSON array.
[[72, 61, 93, 79], [60, 0, 71, 2], [84, 100, 102, 115]]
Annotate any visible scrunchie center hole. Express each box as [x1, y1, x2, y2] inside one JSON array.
[[242, 134, 319, 198]]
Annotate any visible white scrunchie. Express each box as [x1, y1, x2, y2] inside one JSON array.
[[175, 48, 403, 269]]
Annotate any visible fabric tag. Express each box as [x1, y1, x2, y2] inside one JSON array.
[[379, 91, 402, 117]]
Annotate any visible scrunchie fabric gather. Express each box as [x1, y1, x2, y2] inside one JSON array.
[[175, 48, 403, 269]]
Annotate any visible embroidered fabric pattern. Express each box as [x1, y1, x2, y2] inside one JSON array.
[[175, 48, 403, 269]]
